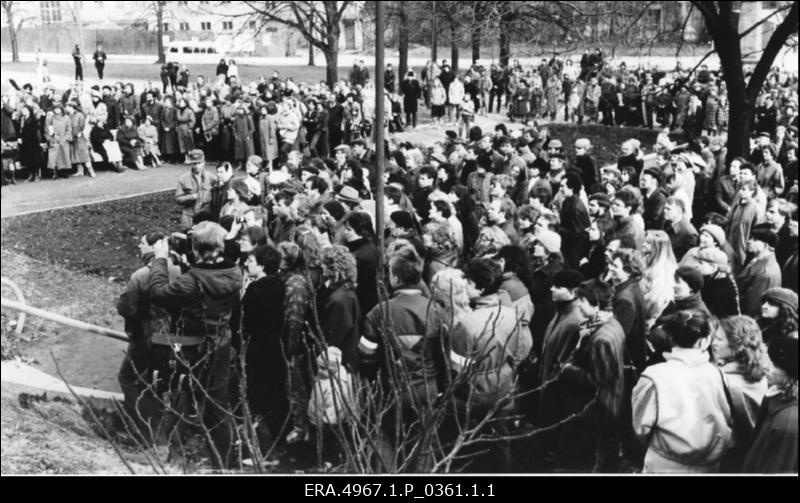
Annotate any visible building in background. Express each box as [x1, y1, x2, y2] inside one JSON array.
[[1, 1, 364, 58]]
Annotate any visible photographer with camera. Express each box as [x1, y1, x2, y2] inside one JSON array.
[[148, 221, 242, 470]]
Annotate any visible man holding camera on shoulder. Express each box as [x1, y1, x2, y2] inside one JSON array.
[[148, 221, 242, 469]]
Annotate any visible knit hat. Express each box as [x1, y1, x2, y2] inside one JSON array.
[[675, 265, 704, 292], [390, 210, 415, 230], [268, 170, 289, 185], [768, 336, 798, 380], [761, 287, 798, 313], [749, 224, 778, 248], [548, 139, 563, 150], [533, 229, 562, 255], [552, 269, 584, 289], [700, 224, 726, 248], [588, 193, 611, 208]]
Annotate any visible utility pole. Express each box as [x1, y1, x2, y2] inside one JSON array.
[[431, 1, 437, 63], [375, 0, 386, 268]]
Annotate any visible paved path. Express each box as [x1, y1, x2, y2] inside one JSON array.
[[1, 113, 521, 218]]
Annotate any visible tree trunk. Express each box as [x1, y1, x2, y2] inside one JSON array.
[[451, 26, 459, 73], [5, 6, 19, 63], [324, 46, 339, 87], [499, 28, 510, 67], [398, 0, 408, 78], [308, 44, 315, 66], [471, 25, 481, 63], [156, 2, 165, 64], [432, 10, 438, 63], [726, 98, 753, 161]]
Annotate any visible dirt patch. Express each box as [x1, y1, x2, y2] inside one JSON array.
[[1, 386, 163, 474], [2, 191, 181, 280]]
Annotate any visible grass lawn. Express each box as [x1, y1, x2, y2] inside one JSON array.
[[3, 61, 364, 87]]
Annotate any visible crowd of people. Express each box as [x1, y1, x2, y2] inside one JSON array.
[[1, 50, 798, 474]]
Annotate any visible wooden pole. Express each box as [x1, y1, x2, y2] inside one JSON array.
[[1, 297, 128, 342], [375, 0, 386, 268]]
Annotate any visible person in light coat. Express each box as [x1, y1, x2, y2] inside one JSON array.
[[632, 310, 734, 473], [448, 77, 465, 125], [46, 104, 72, 177], [64, 101, 95, 177]]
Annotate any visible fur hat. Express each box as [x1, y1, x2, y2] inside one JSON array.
[[749, 224, 778, 248], [761, 287, 798, 313]]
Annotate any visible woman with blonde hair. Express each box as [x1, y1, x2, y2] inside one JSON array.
[[713, 316, 770, 470], [430, 268, 472, 322], [640, 230, 678, 324]]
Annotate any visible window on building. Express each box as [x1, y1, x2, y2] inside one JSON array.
[[248, 20, 257, 29], [222, 21, 233, 31], [179, 22, 190, 31], [162, 23, 170, 32], [644, 6, 662, 32], [40, 1, 63, 25], [201, 21, 212, 31]]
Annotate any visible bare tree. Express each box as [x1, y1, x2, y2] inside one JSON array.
[[232, 1, 354, 87], [692, 1, 798, 161], [2, 1, 34, 62]]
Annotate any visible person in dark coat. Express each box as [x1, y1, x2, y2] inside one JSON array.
[[742, 336, 798, 473], [340, 211, 381, 322], [318, 245, 362, 370], [648, 266, 713, 361], [640, 168, 667, 230], [241, 245, 288, 445], [559, 279, 626, 471], [327, 95, 346, 152], [573, 138, 599, 191], [17, 106, 44, 179], [400, 71, 422, 129], [736, 225, 782, 318], [695, 248, 741, 318], [116, 116, 145, 170], [558, 173, 591, 270], [607, 248, 647, 373], [663, 196, 698, 261], [159, 96, 179, 161]]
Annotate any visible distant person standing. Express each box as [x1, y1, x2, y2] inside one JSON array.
[[93, 44, 107, 80], [72, 44, 83, 81]]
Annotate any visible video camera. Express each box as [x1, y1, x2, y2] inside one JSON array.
[[168, 231, 196, 270]]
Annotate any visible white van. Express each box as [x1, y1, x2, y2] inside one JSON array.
[[164, 41, 226, 64]]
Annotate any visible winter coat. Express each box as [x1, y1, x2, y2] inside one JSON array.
[[612, 278, 648, 372], [66, 111, 91, 164], [724, 198, 761, 272], [361, 290, 447, 410], [175, 169, 217, 229], [450, 293, 532, 415], [140, 102, 163, 130], [609, 216, 644, 251], [232, 113, 255, 160], [19, 117, 44, 171], [719, 360, 767, 470], [318, 282, 361, 369], [175, 107, 195, 153], [400, 79, 421, 114], [701, 271, 741, 318], [665, 218, 699, 261], [116, 256, 181, 346], [538, 299, 584, 425], [159, 106, 179, 155], [258, 114, 279, 162], [346, 238, 381, 321], [560, 312, 626, 428], [736, 253, 782, 317], [148, 257, 242, 343], [633, 348, 734, 473], [116, 125, 142, 165], [559, 195, 590, 269], [448, 80, 465, 106], [119, 94, 140, 124], [741, 392, 798, 473], [241, 274, 287, 419], [529, 256, 564, 355], [643, 189, 667, 230], [137, 123, 160, 156], [46, 113, 72, 171], [277, 111, 300, 145], [201, 106, 219, 141]]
